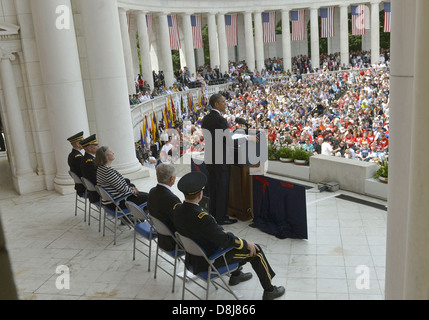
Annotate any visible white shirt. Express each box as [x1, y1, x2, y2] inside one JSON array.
[[321, 142, 333, 156]]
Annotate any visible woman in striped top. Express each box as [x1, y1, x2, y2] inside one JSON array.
[[95, 146, 148, 210]]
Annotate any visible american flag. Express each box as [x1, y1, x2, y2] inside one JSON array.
[[384, 2, 391, 33], [262, 12, 276, 43], [191, 15, 203, 49], [146, 14, 152, 48], [291, 10, 305, 41], [351, 5, 366, 35], [225, 14, 238, 47], [320, 7, 335, 38], [168, 14, 181, 50]]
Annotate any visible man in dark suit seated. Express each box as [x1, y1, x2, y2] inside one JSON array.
[[147, 163, 181, 251], [67, 131, 85, 197], [173, 172, 285, 300], [80, 134, 100, 203]]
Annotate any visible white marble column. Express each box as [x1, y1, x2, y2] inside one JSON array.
[[385, 0, 416, 300], [158, 12, 175, 87], [339, 4, 349, 67], [119, 8, 136, 94], [310, 7, 320, 69], [370, 1, 381, 64], [182, 13, 196, 75], [137, 11, 154, 90], [243, 11, 255, 72], [79, 0, 145, 176], [0, 51, 33, 177], [403, 0, 429, 300], [216, 12, 229, 73], [253, 11, 264, 72], [281, 10, 292, 72], [31, 0, 90, 193], [207, 13, 220, 69]]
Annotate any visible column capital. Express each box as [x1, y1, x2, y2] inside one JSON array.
[[0, 48, 15, 61], [118, 7, 128, 14]]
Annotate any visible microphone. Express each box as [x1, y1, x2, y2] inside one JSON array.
[[235, 117, 250, 128]]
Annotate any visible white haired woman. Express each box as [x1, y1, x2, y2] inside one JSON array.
[[95, 146, 148, 210]]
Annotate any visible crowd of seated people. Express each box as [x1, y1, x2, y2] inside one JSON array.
[[130, 49, 390, 167]]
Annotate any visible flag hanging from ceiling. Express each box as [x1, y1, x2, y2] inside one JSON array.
[[351, 5, 366, 35], [320, 7, 335, 38], [146, 14, 153, 47], [225, 14, 238, 47], [262, 12, 277, 43], [384, 2, 391, 33], [168, 14, 181, 50], [291, 9, 305, 41], [191, 15, 203, 49]]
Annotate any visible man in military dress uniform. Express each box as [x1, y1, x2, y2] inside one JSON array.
[[173, 172, 285, 300], [80, 134, 100, 203], [67, 131, 85, 196]]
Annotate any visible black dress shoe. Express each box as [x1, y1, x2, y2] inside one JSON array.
[[229, 271, 253, 286], [218, 217, 237, 225], [262, 286, 285, 300]]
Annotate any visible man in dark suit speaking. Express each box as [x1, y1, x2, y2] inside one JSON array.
[[201, 94, 256, 225]]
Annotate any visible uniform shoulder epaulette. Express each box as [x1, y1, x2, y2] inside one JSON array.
[[75, 154, 82, 158], [198, 211, 209, 219], [173, 203, 181, 210], [86, 158, 93, 163]]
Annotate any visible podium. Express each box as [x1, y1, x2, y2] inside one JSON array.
[[227, 164, 256, 221], [227, 130, 264, 221]]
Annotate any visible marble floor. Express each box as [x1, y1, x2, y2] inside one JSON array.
[[0, 153, 387, 300]]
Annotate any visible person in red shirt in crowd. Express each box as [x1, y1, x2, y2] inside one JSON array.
[[366, 128, 375, 145], [379, 132, 389, 152], [342, 129, 356, 149], [268, 125, 276, 143], [371, 136, 386, 159]]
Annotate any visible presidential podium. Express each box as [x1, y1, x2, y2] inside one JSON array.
[[227, 164, 259, 221], [227, 129, 264, 221]]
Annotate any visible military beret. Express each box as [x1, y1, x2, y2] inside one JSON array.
[[178, 172, 207, 196], [80, 134, 99, 148], [67, 131, 84, 143]]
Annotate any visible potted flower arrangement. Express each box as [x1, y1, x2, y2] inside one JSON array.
[[375, 158, 388, 183], [292, 146, 311, 165], [279, 145, 294, 163], [268, 143, 279, 160]]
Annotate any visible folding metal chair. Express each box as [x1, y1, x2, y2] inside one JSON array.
[[96, 186, 135, 245], [175, 232, 240, 300], [149, 215, 185, 293], [81, 177, 102, 232], [124, 201, 156, 272], [68, 171, 87, 222]]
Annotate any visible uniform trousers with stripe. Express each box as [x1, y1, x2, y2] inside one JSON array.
[[213, 244, 275, 291]]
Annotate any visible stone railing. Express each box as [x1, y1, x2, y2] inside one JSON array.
[[130, 83, 230, 141], [267, 155, 387, 200]]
